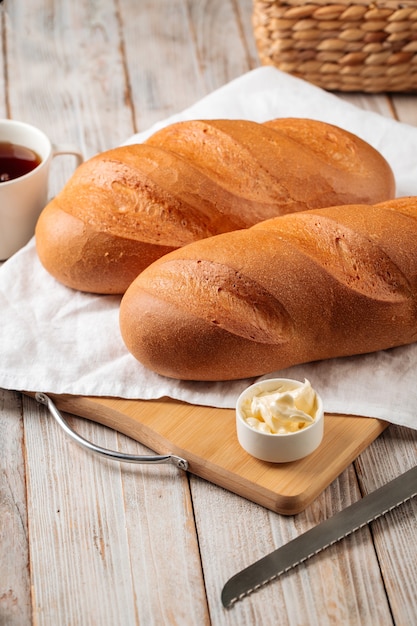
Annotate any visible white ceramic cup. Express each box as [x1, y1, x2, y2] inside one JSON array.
[[0, 119, 83, 260]]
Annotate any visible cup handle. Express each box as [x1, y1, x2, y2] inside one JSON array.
[[52, 143, 84, 167]]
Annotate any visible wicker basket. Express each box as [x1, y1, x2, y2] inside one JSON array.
[[253, 0, 417, 92]]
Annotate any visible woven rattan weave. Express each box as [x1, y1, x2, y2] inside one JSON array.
[[253, 0, 417, 92]]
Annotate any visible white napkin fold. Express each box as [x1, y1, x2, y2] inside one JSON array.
[[1, 67, 417, 430]]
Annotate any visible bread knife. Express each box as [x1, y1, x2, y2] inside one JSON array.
[[222, 465, 417, 608]]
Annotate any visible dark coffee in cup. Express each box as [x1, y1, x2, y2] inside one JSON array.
[[0, 141, 42, 182]]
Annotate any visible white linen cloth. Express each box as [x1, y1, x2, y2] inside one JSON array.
[[1, 67, 417, 429]]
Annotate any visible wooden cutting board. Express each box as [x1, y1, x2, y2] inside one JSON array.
[[37, 393, 388, 515]]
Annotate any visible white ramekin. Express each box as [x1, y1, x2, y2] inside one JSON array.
[[236, 378, 324, 463]]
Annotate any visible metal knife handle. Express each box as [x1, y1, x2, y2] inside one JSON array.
[[222, 464, 417, 608], [35, 392, 188, 470]]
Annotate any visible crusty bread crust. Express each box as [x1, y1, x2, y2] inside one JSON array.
[[36, 118, 395, 294], [119, 198, 417, 381]]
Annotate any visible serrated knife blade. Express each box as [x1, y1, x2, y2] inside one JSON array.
[[222, 465, 417, 608]]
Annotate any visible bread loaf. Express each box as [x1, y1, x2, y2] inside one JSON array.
[[35, 118, 395, 294], [119, 197, 417, 381]]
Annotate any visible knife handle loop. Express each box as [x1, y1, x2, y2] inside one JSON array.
[[35, 392, 188, 470]]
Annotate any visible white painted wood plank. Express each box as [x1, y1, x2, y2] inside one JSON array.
[[118, 433, 210, 626], [24, 400, 139, 625], [356, 426, 417, 626], [186, 0, 255, 93], [4, 0, 135, 195], [118, 0, 260, 133], [0, 390, 31, 626], [24, 396, 209, 625], [234, 0, 266, 72], [191, 464, 393, 625], [118, 0, 207, 131]]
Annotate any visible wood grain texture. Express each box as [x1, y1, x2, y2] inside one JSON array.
[[1, 0, 417, 624], [0, 391, 31, 626], [193, 464, 394, 625], [23, 394, 210, 626], [355, 425, 417, 626]]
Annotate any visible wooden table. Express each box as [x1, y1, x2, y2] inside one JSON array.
[[1, 1, 417, 624]]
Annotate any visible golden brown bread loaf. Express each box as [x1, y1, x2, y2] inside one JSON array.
[[119, 197, 417, 381], [35, 118, 395, 294]]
